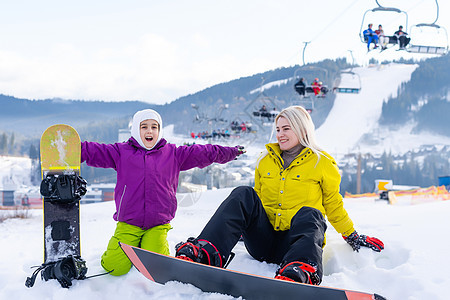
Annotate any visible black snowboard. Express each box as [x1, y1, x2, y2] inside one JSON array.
[[119, 242, 387, 300]]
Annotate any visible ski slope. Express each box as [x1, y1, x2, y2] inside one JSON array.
[[316, 63, 418, 155], [315, 63, 450, 157]]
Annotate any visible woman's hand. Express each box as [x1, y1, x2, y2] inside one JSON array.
[[343, 231, 384, 252]]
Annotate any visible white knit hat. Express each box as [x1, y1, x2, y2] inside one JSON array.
[[130, 109, 163, 150]]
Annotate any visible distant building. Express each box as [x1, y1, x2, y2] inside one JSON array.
[[0, 190, 15, 206]]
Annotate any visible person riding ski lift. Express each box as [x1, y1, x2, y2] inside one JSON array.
[[394, 25, 410, 50], [363, 23, 379, 51], [311, 78, 322, 96], [375, 24, 389, 50], [294, 77, 306, 96]]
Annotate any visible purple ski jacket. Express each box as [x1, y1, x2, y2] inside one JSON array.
[[81, 137, 238, 229]]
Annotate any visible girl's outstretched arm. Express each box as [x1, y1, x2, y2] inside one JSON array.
[[176, 144, 243, 171], [81, 141, 120, 170]]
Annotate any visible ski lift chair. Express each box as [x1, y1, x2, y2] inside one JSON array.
[[407, 23, 449, 55], [334, 87, 360, 94], [359, 6, 408, 51], [333, 71, 361, 94], [407, 0, 449, 55], [245, 90, 280, 132], [293, 67, 329, 98]]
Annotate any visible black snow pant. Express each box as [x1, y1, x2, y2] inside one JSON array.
[[197, 186, 327, 279], [398, 36, 411, 48], [295, 87, 305, 96]]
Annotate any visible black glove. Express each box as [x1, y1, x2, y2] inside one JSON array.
[[235, 146, 246, 157], [343, 231, 384, 252]]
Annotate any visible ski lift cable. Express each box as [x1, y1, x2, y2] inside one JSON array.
[[284, 0, 359, 66], [403, 0, 427, 12], [309, 0, 360, 43], [402, 0, 431, 23]]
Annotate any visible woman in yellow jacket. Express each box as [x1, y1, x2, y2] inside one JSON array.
[[175, 105, 384, 285]]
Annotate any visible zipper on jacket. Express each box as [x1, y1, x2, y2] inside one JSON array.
[[117, 185, 127, 220]]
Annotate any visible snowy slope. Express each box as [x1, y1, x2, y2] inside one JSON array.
[[1, 189, 450, 299], [316, 63, 416, 154], [249, 78, 289, 95], [0, 155, 31, 189], [316, 63, 450, 156]]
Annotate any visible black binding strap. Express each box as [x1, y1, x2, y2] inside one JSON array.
[[40, 174, 87, 204], [26, 255, 112, 288]]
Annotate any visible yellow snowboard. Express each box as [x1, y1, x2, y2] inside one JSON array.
[[40, 124, 81, 174]]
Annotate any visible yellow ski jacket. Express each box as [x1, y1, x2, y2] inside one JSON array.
[[254, 143, 355, 237]]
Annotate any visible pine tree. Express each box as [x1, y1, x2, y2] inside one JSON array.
[[0, 133, 7, 155], [29, 144, 39, 160], [9, 132, 15, 155]]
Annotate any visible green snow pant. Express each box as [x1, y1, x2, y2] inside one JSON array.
[[101, 221, 172, 276]]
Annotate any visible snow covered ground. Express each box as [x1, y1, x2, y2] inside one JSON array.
[[1, 188, 449, 299]]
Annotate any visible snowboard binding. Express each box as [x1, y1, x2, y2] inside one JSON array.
[[175, 237, 235, 268], [25, 255, 113, 288], [25, 255, 88, 288], [40, 174, 87, 204], [275, 261, 321, 285]]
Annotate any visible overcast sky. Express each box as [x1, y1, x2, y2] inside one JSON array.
[[0, 0, 448, 104]]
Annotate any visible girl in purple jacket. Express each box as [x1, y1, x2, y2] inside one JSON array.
[[81, 109, 243, 276]]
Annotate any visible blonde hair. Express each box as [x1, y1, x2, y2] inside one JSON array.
[[276, 105, 322, 152], [257, 106, 324, 167]]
